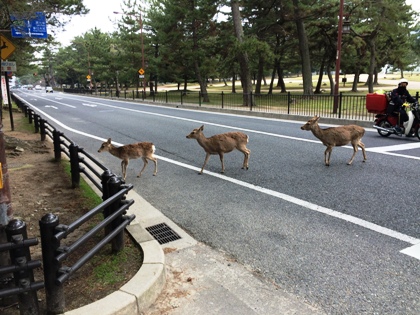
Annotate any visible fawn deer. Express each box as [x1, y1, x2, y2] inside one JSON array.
[[300, 116, 367, 166], [186, 125, 250, 174], [97, 138, 157, 181]]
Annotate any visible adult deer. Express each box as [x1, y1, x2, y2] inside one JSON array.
[[186, 125, 250, 174], [97, 138, 157, 181], [300, 116, 367, 166]]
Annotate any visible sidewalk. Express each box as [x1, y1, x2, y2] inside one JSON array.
[[64, 189, 325, 315]]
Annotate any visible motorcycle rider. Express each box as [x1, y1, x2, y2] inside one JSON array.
[[390, 78, 416, 134]]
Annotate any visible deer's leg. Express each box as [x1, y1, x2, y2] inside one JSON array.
[[149, 157, 158, 176], [324, 147, 333, 166], [200, 153, 211, 174], [358, 141, 367, 162], [219, 153, 225, 173], [239, 146, 250, 170], [137, 157, 148, 177], [121, 159, 129, 180]]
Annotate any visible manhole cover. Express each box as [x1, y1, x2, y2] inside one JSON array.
[[145, 223, 181, 244]]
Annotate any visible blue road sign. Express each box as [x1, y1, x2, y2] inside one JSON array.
[[11, 12, 48, 39]]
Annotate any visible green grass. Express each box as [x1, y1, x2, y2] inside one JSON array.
[[91, 246, 138, 285]]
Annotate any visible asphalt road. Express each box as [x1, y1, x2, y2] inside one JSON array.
[[12, 90, 420, 315]]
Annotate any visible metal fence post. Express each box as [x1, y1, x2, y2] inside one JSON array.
[[101, 170, 114, 201], [103, 176, 124, 253], [6, 219, 40, 315], [34, 114, 40, 134], [52, 130, 62, 161], [39, 213, 64, 314], [338, 92, 343, 119], [39, 119, 46, 141], [28, 110, 33, 124], [221, 91, 224, 109], [69, 143, 80, 188]]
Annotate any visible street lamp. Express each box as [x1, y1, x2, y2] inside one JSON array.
[[333, 0, 347, 114], [113, 11, 146, 98]]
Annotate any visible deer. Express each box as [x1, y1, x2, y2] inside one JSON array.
[[186, 125, 250, 174], [97, 138, 157, 181], [300, 116, 367, 166]]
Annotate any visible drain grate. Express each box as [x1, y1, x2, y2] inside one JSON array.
[[145, 223, 181, 244]]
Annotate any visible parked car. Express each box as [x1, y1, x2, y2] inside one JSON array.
[[27, 84, 33, 90], [46, 86, 53, 93], [35, 85, 42, 90]]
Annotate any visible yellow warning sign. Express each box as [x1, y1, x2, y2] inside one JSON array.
[[138, 68, 145, 75], [0, 35, 16, 60]]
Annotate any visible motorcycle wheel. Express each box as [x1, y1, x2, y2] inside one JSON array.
[[377, 120, 392, 137], [416, 127, 420, 140]]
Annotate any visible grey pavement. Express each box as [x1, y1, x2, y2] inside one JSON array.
[[63, 188, 325, 315]]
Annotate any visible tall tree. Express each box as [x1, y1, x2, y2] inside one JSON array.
[[231, 0, 253, 106]]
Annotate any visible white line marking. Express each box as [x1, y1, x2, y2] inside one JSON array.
[[400, 243, 420, 260], [17, 95, 420, 252], [45, 105, 58, 109], [82, 103, 97, 107]]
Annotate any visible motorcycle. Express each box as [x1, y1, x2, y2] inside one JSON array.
[[372, 102, 420, 139]]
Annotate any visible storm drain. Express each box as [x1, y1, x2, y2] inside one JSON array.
[[145, 223, 181, 244]]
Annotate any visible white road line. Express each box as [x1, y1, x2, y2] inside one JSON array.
[[18, 98, 420, 254], [368, 142, 420, 152]]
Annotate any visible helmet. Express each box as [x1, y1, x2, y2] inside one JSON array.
[[398, 78, 409, 85]]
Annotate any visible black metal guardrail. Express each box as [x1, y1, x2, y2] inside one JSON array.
[[3, 93, 137, 314]]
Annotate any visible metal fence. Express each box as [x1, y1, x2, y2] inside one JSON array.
[[65, 88, 395, 122], [3, 94, 137, 314]]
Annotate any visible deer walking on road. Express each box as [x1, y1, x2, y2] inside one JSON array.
[[98, 138, 157, 181], [300, 116, 367, 166], [186, 125, 250, 174]]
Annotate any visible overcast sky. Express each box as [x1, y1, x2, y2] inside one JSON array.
[[55, 0, 420, 47], [56, 0, 126, 46]]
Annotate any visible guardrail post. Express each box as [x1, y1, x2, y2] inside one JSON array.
[[101, 170, 114, 201], [39, 213, 64, 314], [28, 109, 33, 124], [69, 143, 80, 188], [103, 176, 124, 252], [6, 219, 40, 315], [34, 114, 40, 134], [39, 119, 46, 141], [52, 130, 62, 161]]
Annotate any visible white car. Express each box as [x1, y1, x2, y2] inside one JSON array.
[[35, 85, 42, 90], [46, 86, 53, 93]]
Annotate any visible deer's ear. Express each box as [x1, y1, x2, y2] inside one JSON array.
[[199, 125, 204, 131], [107, 138, 112, 143]]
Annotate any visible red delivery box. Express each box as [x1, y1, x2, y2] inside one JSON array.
[[366, 93, 388, 114]]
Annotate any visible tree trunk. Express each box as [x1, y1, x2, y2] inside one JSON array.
[[231, 0, 253, 106], [255, 56, 264, 95], [314, 58, 326, 94], [293, 0, 313, 95], [352, 70, 360, 92]]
